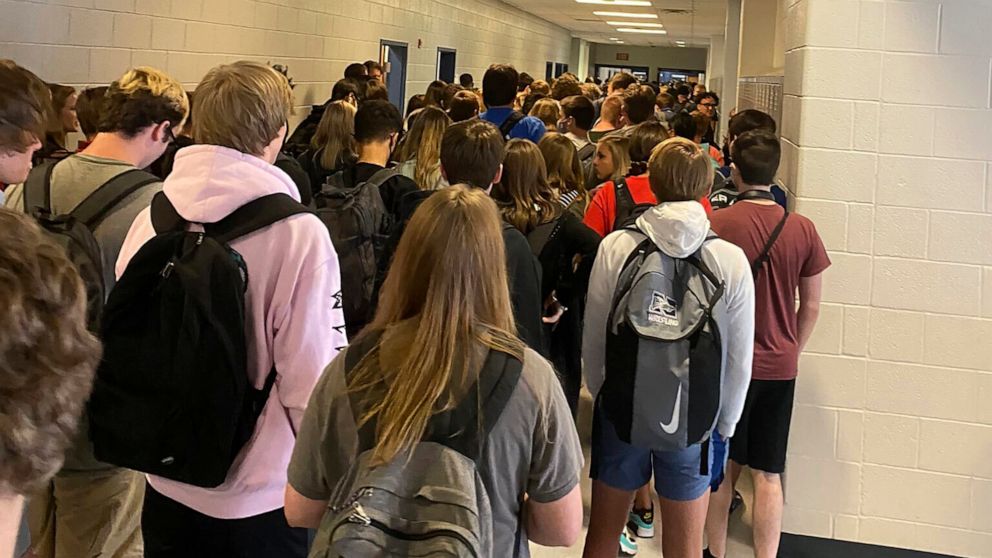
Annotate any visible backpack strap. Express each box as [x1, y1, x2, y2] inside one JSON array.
[[577, 142, 596, 161], [606, 233, 656, 328], [612, 177, 637, 230], [363, 167, 400, 190], [150, 191, 188, 234], [205, 193, 313, 245], [752, 209, 790, 278], [71, 169, 160, 229], [499, 111, 527, 139], [526, 214, 566, 258], [22, 160, 57, 215]]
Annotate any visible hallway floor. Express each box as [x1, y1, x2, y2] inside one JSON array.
[[530, 392, 757, 557]]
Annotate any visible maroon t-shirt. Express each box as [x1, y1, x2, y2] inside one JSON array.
[[710, 201, 831, 380]]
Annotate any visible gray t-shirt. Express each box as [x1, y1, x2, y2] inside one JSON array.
[[288, 329, 583, 557], [5, 153, 161, 471]]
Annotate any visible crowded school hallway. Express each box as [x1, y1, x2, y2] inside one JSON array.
[[1, 1, 990, 557]]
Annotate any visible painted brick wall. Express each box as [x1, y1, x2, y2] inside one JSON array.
[[0, 0, 573, 127], [780, 1, 992, 555]]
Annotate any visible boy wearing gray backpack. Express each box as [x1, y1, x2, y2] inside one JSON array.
[[582, 137, 755, 558]]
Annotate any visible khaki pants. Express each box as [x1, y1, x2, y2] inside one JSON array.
[[27, 468, 144, 558]]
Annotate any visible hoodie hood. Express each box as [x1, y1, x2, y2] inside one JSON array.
[[163, 144, 299, 223], [635, 201, 711, 258]]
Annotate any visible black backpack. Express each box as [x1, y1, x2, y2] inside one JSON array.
[[23, 160, 159, 330], [315, 167, 395, 339], [499, 111, 527, 140], [89, 192, 311, 488], [612, 177, 655, 232]]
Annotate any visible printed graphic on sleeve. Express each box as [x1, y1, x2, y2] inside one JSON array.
[[332, 290, 343, 310], [647, 291, 679, 327]]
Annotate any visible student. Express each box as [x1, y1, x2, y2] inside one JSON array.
[[425, 79, 447, 107], [673, 84, 692, 112], [705, 130, 829, 558], [583, 121, 671, 237], [5, 66, 188, 558], [682, 111, 724, 167], [297, 100, 358, 195], [344, 62, 367, 80], [441, 83, 463, 111], [363, 59, 383, 82], [448, 89, 481, 122], [480, 64, 547, 143], [285, 185, 583, 556], [618, 84, 659, 134], [0, 60, 50, 189], [582, 137, 754, 558], [405, 93, 427, 119], [560, 95, 595, 154], [112, 61, 345, 558], [581, 82, 603, 103], [363, 78, 390, 102], [709, 109, 786, 210], [539, 132, 588, 219], [149, 90, 196, 180], [591, 135, 631, 191], [459, 72, 474, 88], [593, 72, 638, 117], [75, 86, 109, 150], [656, 92, 677, 124], [0, 209, 102, 558], [35, 83, 77, 163], [530, 97, 562, 133], [589, 95, 623, 143], [522, 92, 549, 117], [518, 71, 535, 93], [528, 79, 552, 96], [394, 106, 451, 190], [551, 75, 583, 100], [492, 139, 600, 415], [282, 78, 360, 158], [695, 92, 719, 145]]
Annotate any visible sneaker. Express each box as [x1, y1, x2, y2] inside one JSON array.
[[626, 506, 655, 538], [729, 490, 744, 514], [619, 530, 639, 556]]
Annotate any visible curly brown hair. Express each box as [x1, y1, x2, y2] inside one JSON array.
[[0, 209, 101, 495]]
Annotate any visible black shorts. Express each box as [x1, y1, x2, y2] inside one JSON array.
[[729, 379, 796, 474]]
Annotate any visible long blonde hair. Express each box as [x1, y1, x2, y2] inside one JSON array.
[[348, 186, 526, 466], [539, 132, 587, 207], [394, 106, 451, 190], [311, 101, 357, 171], [492, 139, 560, 235]]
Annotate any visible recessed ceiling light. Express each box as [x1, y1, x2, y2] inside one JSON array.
[[593, 11, 658, 18], [576, 0, 652, 6], [617, 28, 668, 34], [607, 21, 664, 27]]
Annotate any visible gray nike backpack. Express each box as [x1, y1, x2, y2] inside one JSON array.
[[601, 228, 725, 455], [312, 333, 523, 558]]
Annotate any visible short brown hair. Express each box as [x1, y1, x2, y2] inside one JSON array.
[[447, 90, 480, 122], [194, 61, 291, 155], [600, 95, 623, 127], [76, 86, 109, 138], [0, 209, 101, 495], [440, 119, 505, 189], [648, 137, 714, 203], [623, 84, 657, 125], [0, 60, 51, 153], [100, 67, 188, 137], [529, 80, 551, 96], [551, 77, 582, 101]]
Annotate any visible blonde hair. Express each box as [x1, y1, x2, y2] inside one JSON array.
[[348, 186, 525, 466], [492, 139, 560, 234], [312, 101, 357, 171], [539, 132, 587, 207], [101, 67, 188, 136], [394, 106, 451, 190], [529, 97, 561, 130], [597, 135, 631, 183], [194, 61, 292, 156], [648, 137, 714, 203]]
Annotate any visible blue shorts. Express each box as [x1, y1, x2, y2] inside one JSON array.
[[590, 406, 715, 502], [710, 431, 729, 491]]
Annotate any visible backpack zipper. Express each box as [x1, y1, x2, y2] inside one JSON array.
[[330, 500, 479, 557]]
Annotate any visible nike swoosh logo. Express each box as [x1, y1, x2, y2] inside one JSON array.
[[660, 387, 682, 435]]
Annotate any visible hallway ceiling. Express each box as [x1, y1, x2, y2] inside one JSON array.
[[503, 0, 727, 48]]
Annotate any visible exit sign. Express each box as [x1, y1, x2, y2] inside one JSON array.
[[616, 53, 629, 61]]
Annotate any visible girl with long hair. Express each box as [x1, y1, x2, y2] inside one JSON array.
[[539, 132, 588, 219], [492, 139, 600, 416], [393, 106, 450, 190], [529, 97, 561, 133], [297, 100, 358, 193], [35, 84, 77, 163], [592, 135, 631, 190], [285, 186, 584, 555]]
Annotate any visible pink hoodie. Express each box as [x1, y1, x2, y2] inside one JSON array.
[[116, 145, 347, 519]]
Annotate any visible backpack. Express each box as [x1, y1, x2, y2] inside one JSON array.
[[601, 228, 725, 456], [314, 167, 395, 339], [283, 103, 326, 158], [314, 334, 523, 558], [612, 177, 655, 232], [89, 192, 311, 488], [23, 160, 159, 330], [499, 111, 527, 140]]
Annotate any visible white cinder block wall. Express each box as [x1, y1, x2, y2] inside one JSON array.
[[781, 1, 992, 555], [0, 0, 573, 128]]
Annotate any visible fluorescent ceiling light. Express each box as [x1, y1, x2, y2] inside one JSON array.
[[617, 28, 668, 34], [607, 21, 664, 27], [576, 0, 652, 6], [609, 37, 620, 40], [593, 11, 657, 18]]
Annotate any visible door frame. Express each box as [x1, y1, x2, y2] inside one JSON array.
[[436, 47, 457, 82], [380, 39, 408, 113]]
